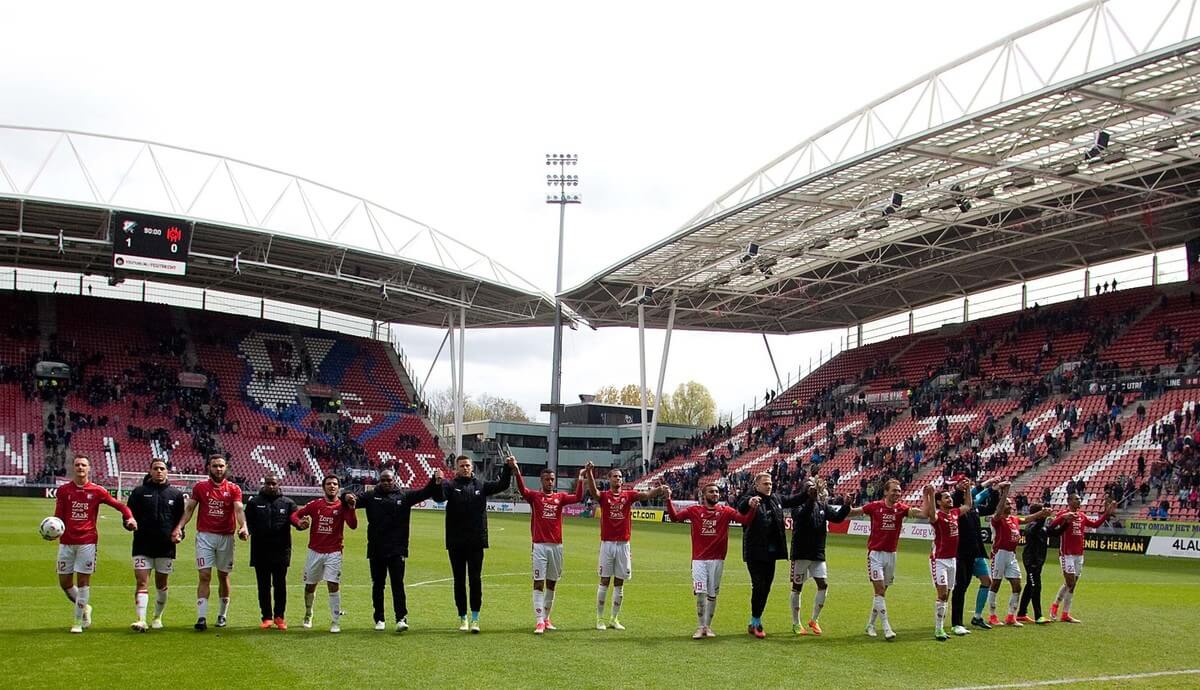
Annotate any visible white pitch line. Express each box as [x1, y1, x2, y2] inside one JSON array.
[[940, 669, 1200, 690]]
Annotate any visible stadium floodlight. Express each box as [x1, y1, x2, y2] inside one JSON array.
[[810, 239, 830, 251], [636, 286, 655, 304], [1008, 173, 1036, 189], [973, 185, 995, 200], [544, 152, 581, 473], [865, 217, 889, 231], [1056, 162, 1079, 176], [1085, 130, 1110, 159], [1152, 138, 1179, 152], [758, 257, 777, 276], [872, 191, 904, 216], [842, 227, 859, 241], [740, 242, 760, 263]]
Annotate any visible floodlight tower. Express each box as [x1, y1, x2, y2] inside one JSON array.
[[544, 154, 580, 473]]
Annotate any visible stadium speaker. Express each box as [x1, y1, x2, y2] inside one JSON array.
[[740, 242, 759, 263], [1085, 130, 1110, 159]]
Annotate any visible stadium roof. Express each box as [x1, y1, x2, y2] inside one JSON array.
[[0, 127, 556, 329], [563, 0, 1200, 334]]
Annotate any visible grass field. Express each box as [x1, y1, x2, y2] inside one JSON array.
[[2, 496, 1198, 689]]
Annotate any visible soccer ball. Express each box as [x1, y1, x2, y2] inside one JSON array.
[[39, 516, 65, 541]]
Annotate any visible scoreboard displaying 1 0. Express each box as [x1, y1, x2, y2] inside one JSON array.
[[111, 210, 193, 276]]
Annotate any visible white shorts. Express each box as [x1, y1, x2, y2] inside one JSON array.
[[532, 543, 564, 582], [867, 550, 897, 585], [303, 549, 343, 585], [598, 540, 632, 580], [691, 559, 725, 596], [56, 544, 96, 575], [195, 532, 235, 573], [990, 549, 1021, 580], [133, 555, 174, 575], [790, 559, 828, 585], [930, 557, 957, 588], [1060, 554, 1084, 576]]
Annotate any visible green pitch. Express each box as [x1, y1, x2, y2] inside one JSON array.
[[1, 497, 1197, 689]]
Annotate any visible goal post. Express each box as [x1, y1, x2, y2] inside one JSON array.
[[117, 471, 209, 499]]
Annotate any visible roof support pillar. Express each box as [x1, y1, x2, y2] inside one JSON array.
[[1021, 283, 1028, 310], [637, 303, 649, 472], [1152, 253, 1159, 286], [762, 333, 783, 393], [1083, 268, 1091, 297], [645, 300, 676, 470]]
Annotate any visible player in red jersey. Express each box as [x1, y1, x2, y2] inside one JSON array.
[[847, 477, 925, 641], [923, 480, 968, 641], [173, 454, 247, 631], [1047, 492, 1114, 623], [664, 483, 756, 639], [53, 455, 137, 633], [291, 475, 358, 633], [985, 482, 1051, 626], [583, 465, 667, 631], [509, 456, 587, 634]]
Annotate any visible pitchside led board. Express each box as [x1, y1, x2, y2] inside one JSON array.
[[111, 210, 193, 276]]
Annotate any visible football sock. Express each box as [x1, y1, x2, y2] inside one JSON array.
[[1062, 592, 1073, 615], [471, 611, 480, 622], [705, 596, 718, 627], [197, 597, 209, 619], [596, 585, 608, 617], [974, 586, 988, 617], [1054, 584, 1068, 605], [304, 591, 315, 616], [987, 589, 997, 616], [135, 591, 149, 623], [1008, 592, 1019, 616], [533, 590, 545, 622], [329, 592, 341, 624], [935, 600, 946, 630], [64, 586, 78, 604], [790, 590, 802, 625], [75, 586, 90, 622], [219, 597, 230, 618], [695, 593, 706, 626], [867, 597, 878, 628], [874, 595, 891, 630], [155, 588, 168, 618], [813, 588, 827, 620], [749, 615, 761, 627], [543, 590, 555, 618], [611, 586, 623, 618]]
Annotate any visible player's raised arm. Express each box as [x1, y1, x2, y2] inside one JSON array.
[[343, 492, 358, 529], [636, 481, 667, 503], [484, 456, 514, 496], [960, 478, 975, 511], [569, 469, 587, 504], [995, 480, 1011, 507], [663, 487, 680, 522], [922, 484, 936, 521], [173, 495, 199, 543], [509, 456, 535, 501], [583, 461, 600, 500], [1083, 500, 1116, 527]]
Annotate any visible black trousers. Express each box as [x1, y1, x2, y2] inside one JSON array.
[[1018, 561, 1043, 618], [370, 555, 407, 622], [950, 556, 974, 627], [746, 559, 777, 619], [254, 564, 287, 620], [448, 547, 484, 616]]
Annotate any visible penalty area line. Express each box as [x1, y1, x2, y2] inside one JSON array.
[[940, 669, 1200, 690]]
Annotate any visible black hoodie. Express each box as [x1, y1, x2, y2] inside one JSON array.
[[362, 476, 439, 559], [128, 476, 185, 559], [245, 489, 298, 568]]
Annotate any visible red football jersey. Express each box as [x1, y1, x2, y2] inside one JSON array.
[[598, 489, 642, 542], [1050, 510, 1105, 556], [292, 498, 357, 553], [931, 508, 960, 559], [191, 479, 243, 535], [54, 481, 132, 545], [515, 473, 585, 544], [863, 500, 911, 553], [992, 514, 1021, 552], [666, 501, 748, 560]]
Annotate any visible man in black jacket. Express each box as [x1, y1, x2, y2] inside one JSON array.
[[363, 467, 442, 632], [783, 478, 851, 636], [435, 455, 512, 632], [126, 459, 185, 632], [950, 479, 998, 635], [1016, 502, 1062, 624], [244, 475, 298, 630], [736, 472, 788, 639]]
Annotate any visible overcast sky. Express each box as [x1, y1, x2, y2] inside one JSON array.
[[2, 0, 1086, 421]]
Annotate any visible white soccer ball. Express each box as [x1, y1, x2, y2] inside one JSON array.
[[39, 516, 65, 541]]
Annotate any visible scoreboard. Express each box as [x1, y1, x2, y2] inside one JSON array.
[[111, 210, 192, 276]]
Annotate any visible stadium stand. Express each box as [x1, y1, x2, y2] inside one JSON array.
[[0, 293, 444, 491]]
